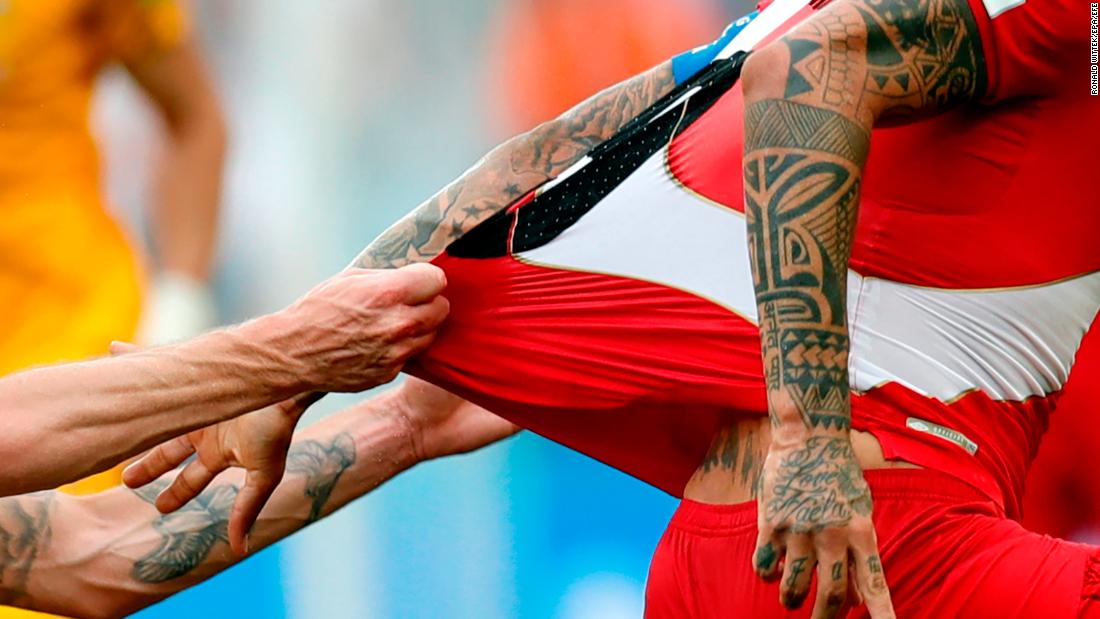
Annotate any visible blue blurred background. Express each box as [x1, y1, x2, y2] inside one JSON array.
[[92, 1, 753, 616]]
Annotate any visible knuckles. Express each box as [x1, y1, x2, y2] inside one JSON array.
[[849, 518, 876, 538]]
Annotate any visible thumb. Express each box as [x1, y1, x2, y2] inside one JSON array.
[[388, 263, 448, 305]]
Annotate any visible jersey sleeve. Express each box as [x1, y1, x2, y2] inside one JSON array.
[[100, 0, 190, 63], [965, 0, 1089, 100], [671, 12, 760, 85]]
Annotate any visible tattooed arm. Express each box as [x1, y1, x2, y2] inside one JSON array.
[[741, 0, 987, 617], [0, 379, 512, 619], [353, 61, 676, 269]]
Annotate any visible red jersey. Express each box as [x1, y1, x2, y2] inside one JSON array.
[[410, 0, 1100, 518]]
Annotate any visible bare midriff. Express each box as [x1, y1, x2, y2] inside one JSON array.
[[683, 416, 919, 505]]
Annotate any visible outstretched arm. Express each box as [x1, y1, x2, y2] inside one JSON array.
[[0, 266, 447, 497], [742, 0, 986, 617], [354, 61, 676, 269], [120, 56, 686, 556], [0, 379, 513, 619]]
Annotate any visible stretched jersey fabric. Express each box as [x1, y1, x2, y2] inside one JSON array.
[[409, 0, 1100, 517]]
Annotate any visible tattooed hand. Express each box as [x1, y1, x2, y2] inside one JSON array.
[[756, 432, 884, 615], [123, 394, 319, 556]]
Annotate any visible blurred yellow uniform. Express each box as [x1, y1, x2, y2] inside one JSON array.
[[0, 4, 183, 615]]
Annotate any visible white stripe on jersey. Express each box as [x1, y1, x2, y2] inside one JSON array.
[[847, 270, 1100, 401], [716, 0, 812, 60], [983, 0, 1027, 19], [515, 141, 1100, 404]]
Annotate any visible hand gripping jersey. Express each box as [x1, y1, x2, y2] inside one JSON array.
[[409, 0, 1100, 518]]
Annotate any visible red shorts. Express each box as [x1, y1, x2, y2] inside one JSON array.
[[646, 469, 1100, 618]]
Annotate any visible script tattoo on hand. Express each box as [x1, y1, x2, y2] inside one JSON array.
[[763, 437, 872, 533], [355, 64, 675, 269], [867, 554, 887, 593], [785, 556, 809, 591], [131, 433, 359, 583], [0, 494, 53, 605]]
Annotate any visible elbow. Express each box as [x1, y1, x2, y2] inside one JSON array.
[[56, 593, 134, 619], [740, 42, 791, 106], [63, 602, 121, 619]]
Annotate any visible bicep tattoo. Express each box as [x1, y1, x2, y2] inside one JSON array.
[[354, 63, 675, 269], [782, 0, 987, 121]]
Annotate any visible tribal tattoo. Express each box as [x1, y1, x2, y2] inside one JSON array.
[[354, 63, 675, 269], [131, 433, 358, 584], [746, 0, 985, 556], [745, 100, 866, 432], [0, 494, 53, 606], [781, 0, 986, 123], [746, 0, 985, 434]]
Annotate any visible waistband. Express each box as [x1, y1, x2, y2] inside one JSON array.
[[669, 468, 996, 535]]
